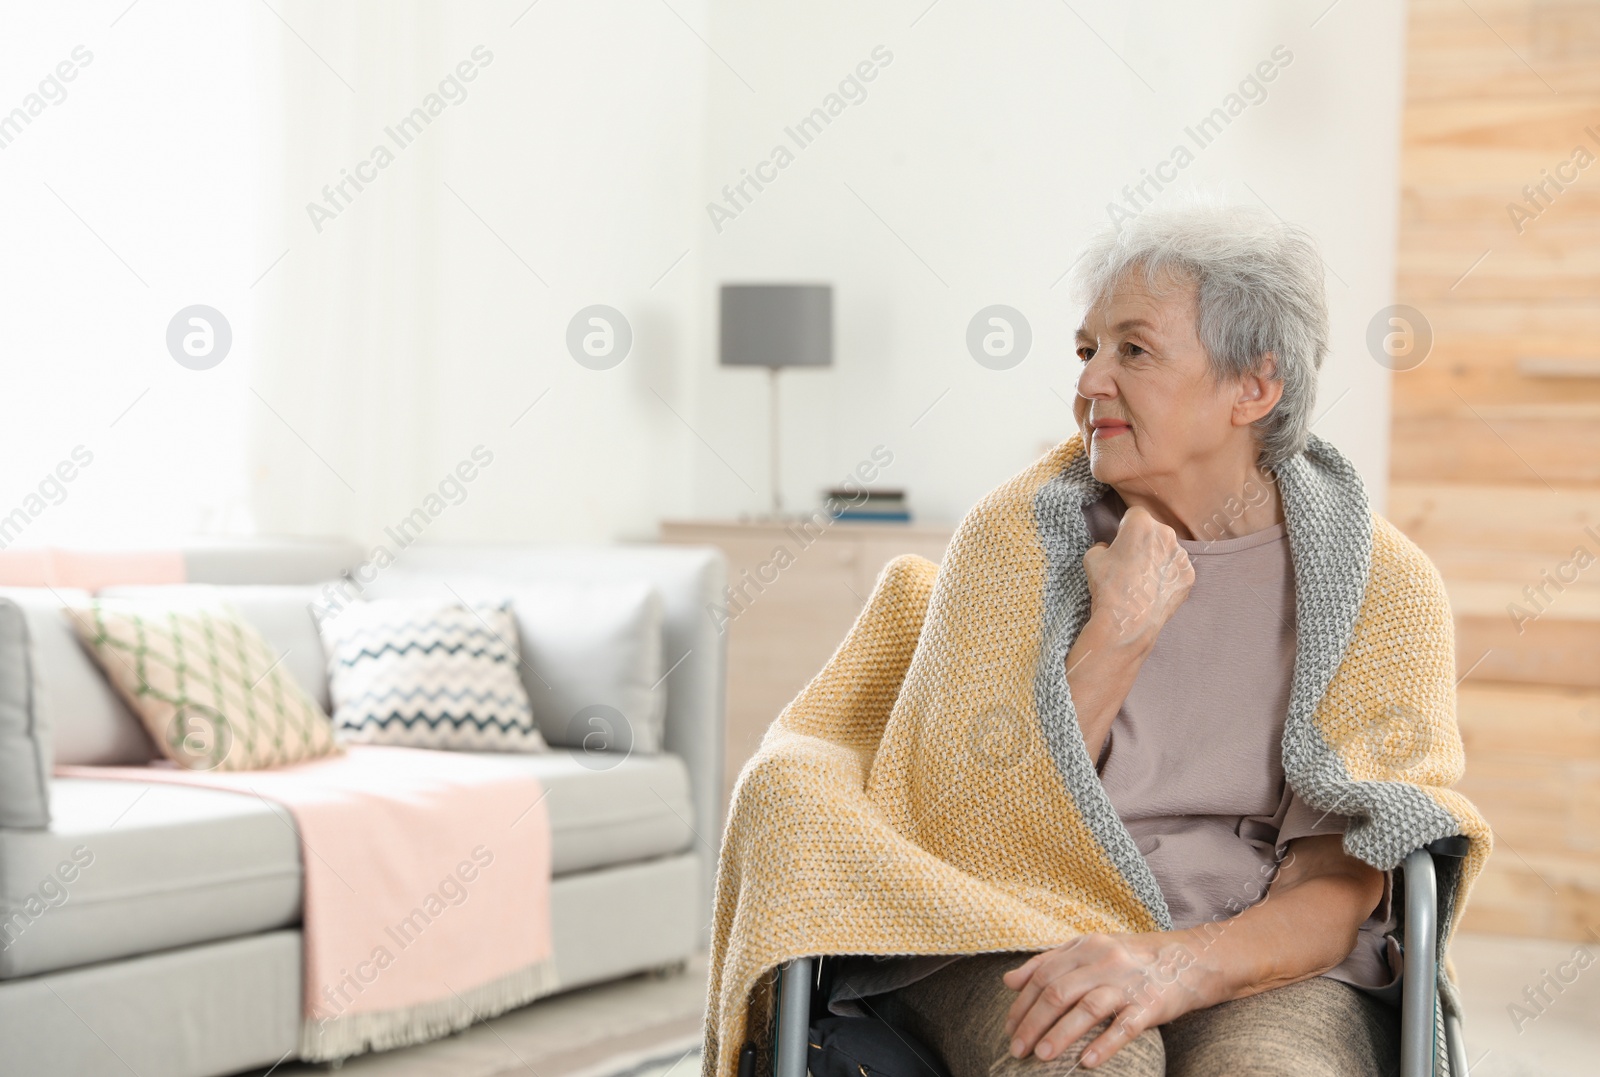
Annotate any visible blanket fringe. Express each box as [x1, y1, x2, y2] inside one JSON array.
[[298, 958, 562, 1062]]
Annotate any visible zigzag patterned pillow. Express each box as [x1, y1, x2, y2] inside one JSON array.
[[317, 600, 546, 752]]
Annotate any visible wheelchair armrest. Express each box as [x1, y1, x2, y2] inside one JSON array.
[[1399, 848, 1439, 1077], [775, 958, 815, 1077], [1395, 837, 1473, 1076]]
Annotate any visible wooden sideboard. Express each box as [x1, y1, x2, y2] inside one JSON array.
[[659, 517, 953, 811]]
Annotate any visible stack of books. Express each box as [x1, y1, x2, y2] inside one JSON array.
[[826, 488, 910, 523]]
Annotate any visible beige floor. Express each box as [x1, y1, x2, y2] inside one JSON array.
[[244, 954, 710, 1077], [1451, 934, 1600, 1077], [246, 934, 1598, 1077]]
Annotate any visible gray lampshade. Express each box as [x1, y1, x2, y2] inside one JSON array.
[[719, 284, 833, 369]]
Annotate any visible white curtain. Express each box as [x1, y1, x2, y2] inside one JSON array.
[[249, 2, 447, 546]]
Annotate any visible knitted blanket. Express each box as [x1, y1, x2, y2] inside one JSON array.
[[701, 432, 1490, 1077]]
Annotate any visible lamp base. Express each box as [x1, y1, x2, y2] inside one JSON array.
[[769, 367, 781, 517]]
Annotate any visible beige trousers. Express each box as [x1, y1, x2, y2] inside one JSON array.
[[861, 952, 1401, 1077]]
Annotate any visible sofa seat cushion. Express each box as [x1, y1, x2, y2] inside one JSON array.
[[0, 779, 302, 979], [457, 750, 695, 876], [1, 750, 693, 979]]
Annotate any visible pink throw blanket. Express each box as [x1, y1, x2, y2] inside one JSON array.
[[57, 745, 557, 1061], [0, 547, 186, 590]]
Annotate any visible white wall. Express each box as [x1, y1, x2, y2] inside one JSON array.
[[0, 0, 266, 546], [687, 0, 1408, 528], [249, 1, 1411, 550], [1, 1, 1407, 549]]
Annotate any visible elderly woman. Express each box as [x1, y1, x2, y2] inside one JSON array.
[[700, 201, 1484, 1075]]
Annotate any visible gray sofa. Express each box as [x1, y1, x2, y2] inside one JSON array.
[[0, 540, 726, 1077]]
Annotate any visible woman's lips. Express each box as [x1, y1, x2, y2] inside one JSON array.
[[1091, 421, 1130, 439]]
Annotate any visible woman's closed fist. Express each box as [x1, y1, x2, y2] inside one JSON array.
[[1081, 505, 1195, 649]]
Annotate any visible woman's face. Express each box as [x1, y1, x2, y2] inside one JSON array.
[[1072, 269, 1270, 490]]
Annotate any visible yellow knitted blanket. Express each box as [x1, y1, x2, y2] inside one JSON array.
[[700, 433, 1490, 1077]]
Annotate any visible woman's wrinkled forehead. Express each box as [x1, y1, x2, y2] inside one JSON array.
[[1077, 265, 1200, 340]]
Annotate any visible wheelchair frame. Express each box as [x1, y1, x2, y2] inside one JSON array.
[[766, 837, 1470, 1077]]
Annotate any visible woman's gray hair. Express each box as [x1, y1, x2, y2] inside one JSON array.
[[1065, 198, 1329, 468]]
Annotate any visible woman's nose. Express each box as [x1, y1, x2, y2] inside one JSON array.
[[1076, 351, 1117, 399]]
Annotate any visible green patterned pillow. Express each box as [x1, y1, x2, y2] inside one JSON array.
[[67, 599, 340, 771]]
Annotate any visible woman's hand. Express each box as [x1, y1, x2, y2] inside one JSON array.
[[1064, 506, 1195, 757], [1000, 931, 1214, 1069], [1082, 505, 1195, 650], [1000, 836, 1385, 1069]]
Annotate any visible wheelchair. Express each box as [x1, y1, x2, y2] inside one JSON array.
[[759, 837, 1470, 1077]]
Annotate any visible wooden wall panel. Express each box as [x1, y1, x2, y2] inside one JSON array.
[[1405, 0, 1600, 101], [1394, 0, 1600, 939]]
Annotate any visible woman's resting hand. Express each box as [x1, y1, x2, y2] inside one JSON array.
[[999, 835, 1385, 1069], [1000, 931, 1206, 1068]]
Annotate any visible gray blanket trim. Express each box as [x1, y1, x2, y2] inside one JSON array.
[[1030, 434, 1468, 1045], [1272, 436, 1460, 871], [1271, 438, 1468, 1041], [1033, 445, 1173, 929]]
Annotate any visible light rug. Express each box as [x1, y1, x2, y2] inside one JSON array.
[[556, 1032, 704, 1077]]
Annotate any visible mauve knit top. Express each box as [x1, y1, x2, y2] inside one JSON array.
[[1083, 488, 1397, 995]]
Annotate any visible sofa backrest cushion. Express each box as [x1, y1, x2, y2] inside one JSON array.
[[0, 587, 156, 773], [181, 541, 364, 585], [357, 573, 668, 755], [511, 580, 665, 755], [0, 598, 50, 827], [98, 584, 334, 712]]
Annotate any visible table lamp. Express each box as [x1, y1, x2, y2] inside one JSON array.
[[718, 283, 834, 517]]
